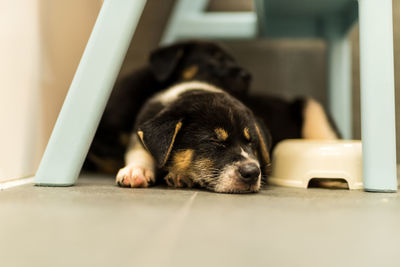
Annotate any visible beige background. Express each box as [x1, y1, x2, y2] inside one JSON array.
[[0, 0, 102, 181], [1, 0, 399, 181], [0, 0, 41, 181]]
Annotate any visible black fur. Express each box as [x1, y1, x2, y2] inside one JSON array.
[[244, 94, 341, 150], [243, 95, 305, 150], [136, 89, 272, 191], [85, 39, 339, 190], [85, 40, 251, 173]]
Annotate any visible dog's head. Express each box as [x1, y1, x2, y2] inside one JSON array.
[[149, 40, 251, 98], [137, 91, 272, 193]]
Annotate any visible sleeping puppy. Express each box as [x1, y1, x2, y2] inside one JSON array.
[[88, 40, 339, 192], [115, 81, 272, 193], [115, 86, 340, 193], [86, 40, 251, 174]]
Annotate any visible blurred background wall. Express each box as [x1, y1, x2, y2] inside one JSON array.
[[0, 0, 41, 181], [0, 0, 102, 181], [1, 0, 399, 181]]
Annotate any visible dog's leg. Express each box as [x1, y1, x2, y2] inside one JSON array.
[[116, 135, 156, 188]]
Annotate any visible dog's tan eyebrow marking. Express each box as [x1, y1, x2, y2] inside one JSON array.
[[181, 65, 199, 80], [243, 127, 251, 141], [214, 128, 228, 141]]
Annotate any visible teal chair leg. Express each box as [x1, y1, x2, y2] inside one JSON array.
[[358, 0, 397, 192], [161, 0, 257, 45], [34, 0, 147, 186], [325, 17, 353, 140]]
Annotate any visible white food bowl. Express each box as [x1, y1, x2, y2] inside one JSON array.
[[269, 139, 363, 189]]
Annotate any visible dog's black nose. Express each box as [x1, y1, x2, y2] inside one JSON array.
[[238, 163, 260, 183]]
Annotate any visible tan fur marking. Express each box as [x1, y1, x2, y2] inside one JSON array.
[[181, 65, 199, 80], [243, 127, 251, 141], [137, 131, 144, 144], [137, 130, 149, 151], [255, 123, 271, 174], [172, 149, 194, 172], [302, 99, 338, 139], [166, 150, 195, 188], [215, 128, 228, 141], [162, 121, 183, 167], [164, 172, 193, 188]]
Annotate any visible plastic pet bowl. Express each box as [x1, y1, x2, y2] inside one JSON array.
[[269, 139, 363, 190]]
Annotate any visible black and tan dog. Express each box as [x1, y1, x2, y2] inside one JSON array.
[[116, 81, 272, 193], [86, 40, 251, 174], [115, 81, 340, 193], [87, 40, 339, 193]]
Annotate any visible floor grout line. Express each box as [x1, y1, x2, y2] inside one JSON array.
[[134, 191, 198, 266]]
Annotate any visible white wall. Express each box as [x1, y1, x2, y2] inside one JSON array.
[[0, 0, 42, 181], [0, 0, 102, 182]]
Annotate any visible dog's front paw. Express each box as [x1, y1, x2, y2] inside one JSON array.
[[164, 172, 193, 188], [116, 165, 155, 188]]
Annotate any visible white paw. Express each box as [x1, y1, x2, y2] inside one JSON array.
[[116, 165, 155, 188]]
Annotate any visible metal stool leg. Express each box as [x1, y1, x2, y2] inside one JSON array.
[[34, 0, 147, 186], [358, 0, 397, 192]]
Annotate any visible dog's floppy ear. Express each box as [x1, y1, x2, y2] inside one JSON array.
[[149, 44, 185, 82], [254, 120, 272, 175], [137, 111, 182, 167]]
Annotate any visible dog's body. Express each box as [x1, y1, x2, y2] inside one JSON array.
[[115, 81, 339, 193], [86, 40, 339, 193]]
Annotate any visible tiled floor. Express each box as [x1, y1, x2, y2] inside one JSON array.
[[1, 174, 399, 267]]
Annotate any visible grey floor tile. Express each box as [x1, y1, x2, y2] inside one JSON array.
[[0, 174, 399, 267]]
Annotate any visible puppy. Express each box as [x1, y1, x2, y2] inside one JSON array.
[[86, 40, 251, 174], [116, 81, 272, 193], [87, 40, 340, 192]]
